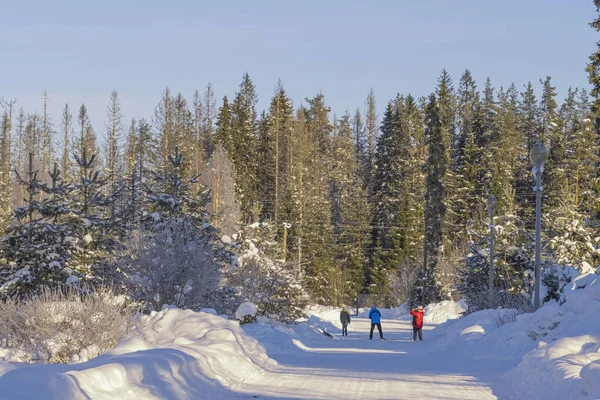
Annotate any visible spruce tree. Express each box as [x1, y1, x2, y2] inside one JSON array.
[[0, 156, 75, 298], [216, 96, 233, 156], [230, 73, 259, 222], [331, 113, 369, 303], [410, 94, 447, 307], [587, 0, 600, 114], [301, 94, 336, 304]]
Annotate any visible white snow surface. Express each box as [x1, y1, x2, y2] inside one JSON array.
[[0, 282, 599, 399]]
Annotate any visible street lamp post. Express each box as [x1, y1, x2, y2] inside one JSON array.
[[530, 140, 549, 310], [487, 194, 498, 302]]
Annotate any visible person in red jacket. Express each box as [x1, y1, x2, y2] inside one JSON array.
[[410, 306, 424, 342]]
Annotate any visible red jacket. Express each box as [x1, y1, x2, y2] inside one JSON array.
[[410, 309, 424, 328]]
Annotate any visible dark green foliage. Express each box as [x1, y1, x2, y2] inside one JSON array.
[[410, 94, 447, 306]]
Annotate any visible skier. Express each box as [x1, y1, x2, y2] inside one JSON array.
[[368, 304, 384, 340], [340, 305, 351, 336], [410, 306, 424, 341]]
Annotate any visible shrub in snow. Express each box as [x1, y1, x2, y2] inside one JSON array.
[[464, 287, 533, 318], [543, 203, 600, 273], [541, 264, 580, 303], [120, 218, 220, 311], [200, 285, 241, 316], [236, 302, 258, 324], [0, 285, 137, 364]]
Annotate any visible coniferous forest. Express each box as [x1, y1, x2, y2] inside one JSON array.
[[2, 5, 600, 315]]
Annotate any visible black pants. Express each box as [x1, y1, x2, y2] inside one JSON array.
[[413, 327, 423, 341], [370, 323, 383, 339], [342, 323, 348, 336]]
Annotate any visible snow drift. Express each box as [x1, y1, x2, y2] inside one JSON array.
[[430, 272, 600, 399], [0, 308, 275, 399]]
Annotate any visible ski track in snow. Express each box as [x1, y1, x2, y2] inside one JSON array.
[[239, 317, 512, 400]]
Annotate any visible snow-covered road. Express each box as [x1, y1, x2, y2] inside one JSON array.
[[0, 309, 518, 399], [239, 316, 513, 399]]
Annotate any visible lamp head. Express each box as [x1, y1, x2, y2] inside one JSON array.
[[487, 194, 498, 214], [530, 140, 549, 166]]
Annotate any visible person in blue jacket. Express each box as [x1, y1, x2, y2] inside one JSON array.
[[368, 304, 384, 340]]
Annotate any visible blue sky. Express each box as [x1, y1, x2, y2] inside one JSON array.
[[1, 0, 597, 131]]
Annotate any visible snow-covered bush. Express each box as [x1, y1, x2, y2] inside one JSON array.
[[541, 264, 580, 303], [465, 287, 533, 319], [0, 285, 137, 364], [544, 203, 600, 273], [120, 218, 220, 311], [227, 223, 308, 322], [236, 301, 258, 324]]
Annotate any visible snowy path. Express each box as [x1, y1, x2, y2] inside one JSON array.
[[0, 309, 519, 399], [239, 317, 514, 400]]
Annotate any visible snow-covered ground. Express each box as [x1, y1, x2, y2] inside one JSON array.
[[0, 275, 599, 399]]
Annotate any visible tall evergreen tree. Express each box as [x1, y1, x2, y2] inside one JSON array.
[[410, 94, 447, 307], [230, 73, 259, 222], [216, 96, 233, 156], [104, 91, 124, 217], [331, 113, 369, 303], [587, 0, 600, 114], [301, 94, 336, 303], [60, 104, 73, 184]]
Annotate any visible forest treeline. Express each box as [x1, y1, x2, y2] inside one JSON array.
[[1, 67, 598, 307]]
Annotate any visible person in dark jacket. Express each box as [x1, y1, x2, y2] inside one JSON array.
[[340, 306, 351, 336], [368, 305, 384, 340], [410, 306, 424, 341]]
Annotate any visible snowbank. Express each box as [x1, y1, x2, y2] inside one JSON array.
[[424, 300, 467, 324], [0, 308, 276, 399], [430, 273, 600, 399]]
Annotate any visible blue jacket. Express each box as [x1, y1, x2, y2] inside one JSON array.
[[368, 307, 381, 324]]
